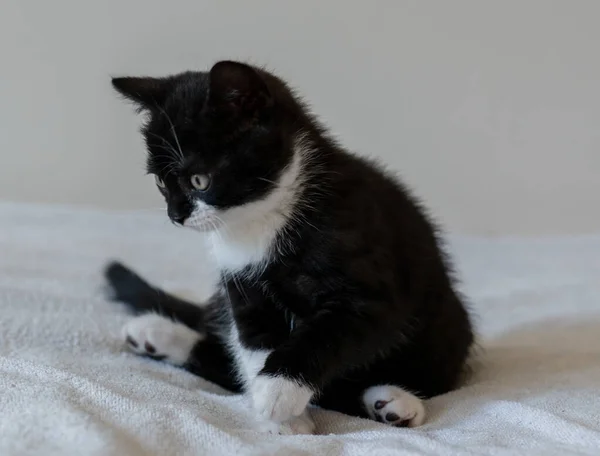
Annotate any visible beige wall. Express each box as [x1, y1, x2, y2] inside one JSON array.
[[1, 1, 599, 235]]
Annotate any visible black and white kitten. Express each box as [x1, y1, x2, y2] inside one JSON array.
[[105, 60, 474, 435]]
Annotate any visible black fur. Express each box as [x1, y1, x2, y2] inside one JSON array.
[[105, 262, 205, 329], [107, 60, 474, 420]]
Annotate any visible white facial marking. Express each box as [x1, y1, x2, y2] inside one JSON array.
[[122, 313, 203, 365], [183, 199, 222, 232], [182, 134, 314, 275]]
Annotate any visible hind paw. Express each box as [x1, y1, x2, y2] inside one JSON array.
[[122, 313, 202, 365], [362, 385, 426, 428]]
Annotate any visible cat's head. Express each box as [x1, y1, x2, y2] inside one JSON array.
[[112, 61, 304, 232]]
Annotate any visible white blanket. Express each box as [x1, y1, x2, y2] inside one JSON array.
[[1, 202, 599, 456]]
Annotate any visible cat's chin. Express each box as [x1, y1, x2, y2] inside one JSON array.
[[183, 222, 219, 233]]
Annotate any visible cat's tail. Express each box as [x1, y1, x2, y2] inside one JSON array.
[[103, 261, 205, 331]]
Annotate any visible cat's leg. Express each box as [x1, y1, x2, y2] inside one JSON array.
[[316, 380, 426, 428], [105, 261, 242, 392], [123, 312, 314, 433], [361, 385, 426, 428], [121, 312, 241, 391], [250, 307, 397, 424]]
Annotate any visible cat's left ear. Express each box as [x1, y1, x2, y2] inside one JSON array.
[[206, 61, 273, 124], [111, 76, 170, 111]]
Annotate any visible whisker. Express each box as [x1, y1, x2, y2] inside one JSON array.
[[169, 126, 185, 163], [158, 161, 179, 177], [212, 214, 232, 239], [258, 177, 278, 186], [147, 132, 176, 152], [147, 132, 184, 166], [153, 104, 185, 164], [126, 208, 167, 212], [150, 155, 183, 173], [148, 144, 179, 156], [149, 152, 179, 161]]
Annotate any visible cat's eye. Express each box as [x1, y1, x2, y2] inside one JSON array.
[[155, 175, 166, 189], [190, 174, 211, 191]]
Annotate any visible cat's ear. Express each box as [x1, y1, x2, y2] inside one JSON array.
[[111, 76, 169, 111], [206, 61, 272, 124]]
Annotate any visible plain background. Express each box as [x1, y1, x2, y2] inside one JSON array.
[[1, 1, 598, 236]]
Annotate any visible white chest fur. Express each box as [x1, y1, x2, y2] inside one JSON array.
[[206, 149, 303, 275], [207, 227, 275, 274]]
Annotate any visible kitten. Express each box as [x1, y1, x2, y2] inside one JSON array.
[[105, 60, 474, 435]]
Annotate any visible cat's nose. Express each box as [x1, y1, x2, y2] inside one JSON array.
[[168, 202, 191, 225], [171, 214, 186, 225]]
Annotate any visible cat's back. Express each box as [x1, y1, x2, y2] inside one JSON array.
[[315, 147, 440, 249]]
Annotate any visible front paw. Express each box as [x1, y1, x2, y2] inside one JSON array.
[[283, 410, 316, 435], [250, 375, 314, 422], [255, 410, 316, 436]]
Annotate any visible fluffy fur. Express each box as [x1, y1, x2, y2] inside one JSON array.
[[105, 60, 474, 434]]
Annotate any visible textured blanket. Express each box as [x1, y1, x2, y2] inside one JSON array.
[[1, 202, 599, 455]]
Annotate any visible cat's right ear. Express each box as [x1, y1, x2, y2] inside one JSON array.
[[206, 61, 272, 126], [111, 76, 169, 111]]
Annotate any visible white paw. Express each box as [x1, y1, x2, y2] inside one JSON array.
[[362, 385, 426, 428], [283, 410, 316, 435], [250, 375, 314, 422], [122, 313, 203, 365], [256, 410, 316, 435]]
